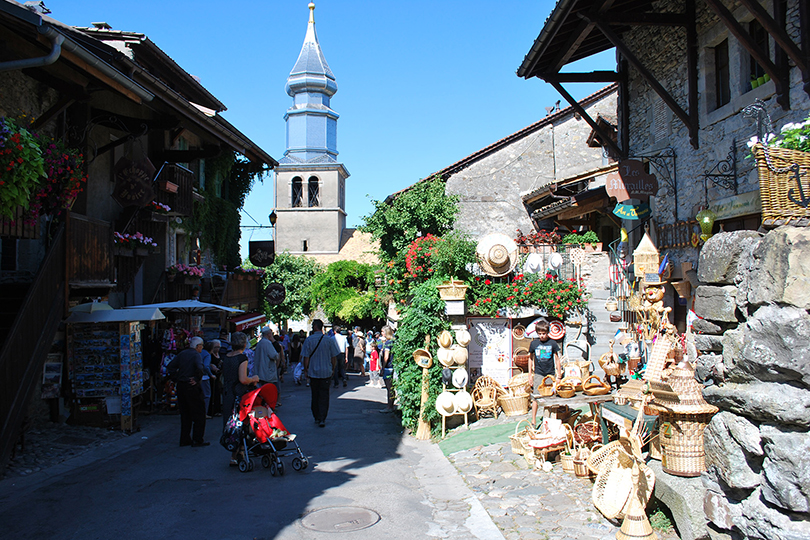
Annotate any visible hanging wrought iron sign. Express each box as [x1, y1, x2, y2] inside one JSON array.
[[613, 202, 651, 220], [111, 156, 155, 208], [606, 159, 658, 202], [264, 283, 286, 305], [248, 241, 275, 267]]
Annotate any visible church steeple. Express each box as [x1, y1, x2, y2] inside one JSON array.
[[282, 2, 339, 163]]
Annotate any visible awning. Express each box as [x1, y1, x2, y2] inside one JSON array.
[[230, 312, 266, 332], [66, 307, 165, 324]]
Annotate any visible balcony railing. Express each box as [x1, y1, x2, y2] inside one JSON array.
[[67, 213, 113, 285], [155, 164, 196, 217]]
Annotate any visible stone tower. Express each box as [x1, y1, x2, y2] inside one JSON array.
[[274, 2, 349, 255]]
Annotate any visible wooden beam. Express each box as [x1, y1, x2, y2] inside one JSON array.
[[737, 0, 808, 74], [774, 0, 793, 102], [30, 96, 75, 130], [547, 79, 625, 159], [59, 48, 143, 104], [587, 17, 698, 148], [618, 56, 630, 155], [704, 0, 788, 110], [557, 197, 608, 220], [543, 71, 620, 83], [548, 19, 596, 73], [591, 12, 688, 26]]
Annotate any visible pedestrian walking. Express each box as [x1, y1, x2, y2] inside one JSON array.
[[332, 325, 349, 388], [207, 339, 223, 417], [221, 331, 259, 465], [352, 328, 366, 377], [254, 327, 279, 395], [167, 336, 208, 446], [301, 319, 341, 427], [200, 340, 215, 417], [379, 326, 396, 413]]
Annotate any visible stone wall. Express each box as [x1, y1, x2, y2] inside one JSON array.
[[694, 228, 810, 540], [623, 0, 810, 272], [446, 89, 616, 241]]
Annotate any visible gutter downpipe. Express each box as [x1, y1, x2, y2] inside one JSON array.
[[0, 27, 63, 73]]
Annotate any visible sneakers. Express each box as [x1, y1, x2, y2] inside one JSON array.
[[318, 421, 325, 428], [343, 380, 347, 387]]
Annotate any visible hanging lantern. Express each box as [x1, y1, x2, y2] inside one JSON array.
[[696, 208, 717, 242]]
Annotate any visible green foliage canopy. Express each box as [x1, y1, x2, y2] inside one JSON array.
[[310, 260, 384, 324], [360, 176, 459, 260], [260, 252, 322, 325]]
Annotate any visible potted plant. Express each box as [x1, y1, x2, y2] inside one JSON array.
[[580, 230, 601, 252], [147, 201, 171, 221], [113, 231, 157, 256], [167, 263, 205, 284], [0, 117, 45, 223]]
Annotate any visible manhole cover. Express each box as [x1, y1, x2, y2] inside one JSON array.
[[300, 506, 380, 532]]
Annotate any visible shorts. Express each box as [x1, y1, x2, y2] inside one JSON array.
[[532, 373, 555, 400]]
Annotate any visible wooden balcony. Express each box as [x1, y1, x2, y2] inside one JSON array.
[[66, 213, 113, 287], [155, 164, 196, 217]]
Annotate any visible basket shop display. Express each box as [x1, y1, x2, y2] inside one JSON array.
[[434, 331, 473, 438], [752, 143, 810, 227]]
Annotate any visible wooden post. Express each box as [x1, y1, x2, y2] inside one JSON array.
[[415, 335, 432, 440]]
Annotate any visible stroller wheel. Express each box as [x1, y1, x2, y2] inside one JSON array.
[[238, 459, 249, 473], [248, 459, 254, 472], [292, 457, 303, 471], [301, 458, 309, 470], [269, 460, 278, 476], [261, 455, 272, 469], [277, 460, 285, 476]]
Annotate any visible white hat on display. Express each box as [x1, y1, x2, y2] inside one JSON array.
[[523, 253, 544, 275], [452, 367, 469, 389]]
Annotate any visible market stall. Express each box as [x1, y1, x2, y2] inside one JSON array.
[[65, 307, 165, 431]]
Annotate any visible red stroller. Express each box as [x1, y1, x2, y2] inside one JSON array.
[[230, 384, 308, 474]]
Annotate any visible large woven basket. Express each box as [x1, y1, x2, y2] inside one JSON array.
[[752, 143, 810, 227], [509, 419, 534, 456], [499, 393, 529, 416], [513, 347, 530, 372], [507, 371, 533, 395], [437, 279, 468, 300], [658, 411, 715, 477]]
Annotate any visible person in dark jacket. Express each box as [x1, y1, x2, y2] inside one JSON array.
[[167, 336, 208, 446]]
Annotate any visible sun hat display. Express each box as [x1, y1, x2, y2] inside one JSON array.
[[512, 324, 526, 340], [436, 391, 456, 416], [455, 328, 471, 347], [438, 330, 453, 349], [548, 252, 563, 271], [413, 348, 433, 369], [441, 368, 453, 386], [451, 344, 468, 365], [454, 390, 473, 413], [437, 347, 454, 367], [476, 233, 519, 277], [523, 252, 544, 274], [452, 367, 469, 389], [548, 320, 566, 341]]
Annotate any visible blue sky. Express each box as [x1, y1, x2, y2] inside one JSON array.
[[44, 1, 615, 258]]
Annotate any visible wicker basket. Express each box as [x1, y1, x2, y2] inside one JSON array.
[[513, 347, 530, 372], [658, 411, 715, 477], [499, 393, 529, 416], [436, 279, 468, 300], [574, 419, 602, 446], [507, 371, 533, 395], [509, 419, 535, 456], [537, 375, 555, 397], [752, 143, 810, 227], [573, 446, 595, 478], [556, 378, 576, 398], [605, 296, 619, 311], [583, 375, 611, 396]]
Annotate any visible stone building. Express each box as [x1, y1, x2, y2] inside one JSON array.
[[519, 0, 809, 275], [392, 84, 619, 244]]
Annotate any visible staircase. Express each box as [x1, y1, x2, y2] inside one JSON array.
[[588, 288, 618, 369]]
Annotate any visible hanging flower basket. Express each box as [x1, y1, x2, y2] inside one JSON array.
[[184, 277, 201, 285]]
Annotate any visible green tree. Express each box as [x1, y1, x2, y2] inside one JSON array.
[[260, 252, 322, 325], [360, 176, 459, 260], [310, 260, 384, 324]]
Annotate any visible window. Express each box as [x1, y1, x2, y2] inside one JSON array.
[[302, 240, 308, 252], [714, 39, 731, 109], [748, 19, 769, 83], [308, 176, 320, 207], [292, 177, 303, 207]]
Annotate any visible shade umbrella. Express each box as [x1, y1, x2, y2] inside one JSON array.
[[123, 299, 243, 315], [70, 300, 114, 313]]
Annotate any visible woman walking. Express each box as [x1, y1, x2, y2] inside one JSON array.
[[221, 332, 259, 465], [379, 326, 396, 413]]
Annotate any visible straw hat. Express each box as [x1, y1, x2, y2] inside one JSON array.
[[452, 367, 469, 388], [455, 328, 471, 347], [512, 324, 526, 340], [436, 391, 456, 416], [523, 252, 544, 274], [451, 344, 468, 366], [437, 347, 454, 367], [454, 390, 473, 413], [437, 330, 453, 349], [476, 233, 519, 277], [548, 320, 566, 341], [413, 348, 433, 369], [441, 368, 453, 386]]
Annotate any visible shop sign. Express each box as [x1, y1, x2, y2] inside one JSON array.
[[249, 240, 275, 267], [709, 191, 761, 221], [613, 202, 651, 220], [605, 160, 658, 202], [112, 157, 155, 208], [264, 282, 286, 305]]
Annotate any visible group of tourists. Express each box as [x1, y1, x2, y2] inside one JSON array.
[[167, 320, 397, 456]]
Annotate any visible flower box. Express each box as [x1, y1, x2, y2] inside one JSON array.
[[159, 180, 179, 194], [113, 245, 134, 257], [150, 212, 170, 223], [135, 247, 149, 257], [582, 242, 603, 252], [184, 277, 201, 285]]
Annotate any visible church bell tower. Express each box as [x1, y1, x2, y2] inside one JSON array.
[[274, 2, 349, 255]]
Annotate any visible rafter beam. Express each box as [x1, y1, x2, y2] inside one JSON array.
[[542, 71, 620, 83], [704, 0, 789, 110], [30, 96, 75, 130], [548, 20, 596, 73], [737, 0, 807, 73], [546, 80, 625, 159], [591, 12, 688, 26], [585, 16, 699, 148]]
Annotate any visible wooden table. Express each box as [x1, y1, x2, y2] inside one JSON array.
[[531, 393, 614, 419]]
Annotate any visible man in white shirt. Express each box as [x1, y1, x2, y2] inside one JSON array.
[[332, 325, 349, 388], [302, 319, 341, 427]]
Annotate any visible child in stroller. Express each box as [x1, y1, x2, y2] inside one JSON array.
[[221, 384, 308, 474]]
